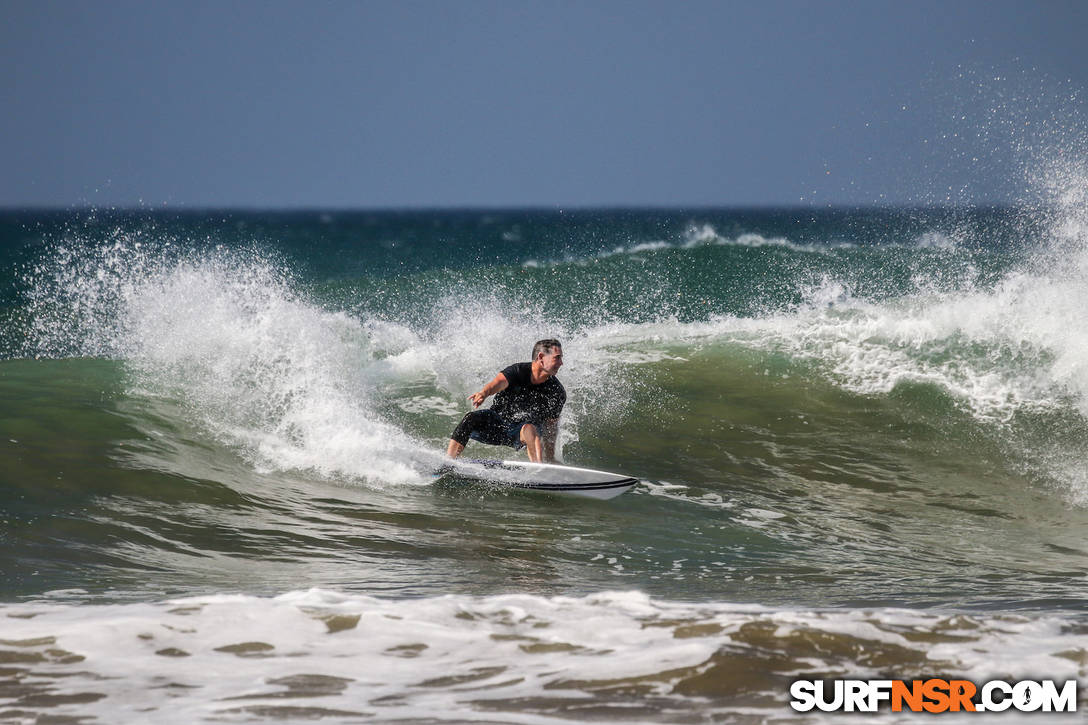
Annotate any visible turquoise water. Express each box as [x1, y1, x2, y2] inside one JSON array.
[[1, 207, 1087, 722]]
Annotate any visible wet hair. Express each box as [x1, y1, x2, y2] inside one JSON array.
[[531, 338, 562, 359]]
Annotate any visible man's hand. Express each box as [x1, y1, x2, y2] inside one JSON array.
[[468, 373, 510, 409]]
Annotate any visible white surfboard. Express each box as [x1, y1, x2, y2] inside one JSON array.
[[434, 459, 638, 500]]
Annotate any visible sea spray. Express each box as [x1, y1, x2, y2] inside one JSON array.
[[16, 230, 651, 484], [22, 234, 427, 484], [16, 205, 1088, 500]]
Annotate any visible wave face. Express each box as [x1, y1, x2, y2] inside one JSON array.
[[3, 205, 1088, 721]]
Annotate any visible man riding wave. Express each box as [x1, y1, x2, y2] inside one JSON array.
[[446, 339, 565, 463]]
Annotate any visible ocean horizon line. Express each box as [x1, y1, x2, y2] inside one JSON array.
[[0, 201, 1025, 216]]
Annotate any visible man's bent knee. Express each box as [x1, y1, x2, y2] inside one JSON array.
[[520, 424, 540, 442], [451, 410, 487, 446]]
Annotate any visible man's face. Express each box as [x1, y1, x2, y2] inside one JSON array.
[[539, 347, 563, 375]]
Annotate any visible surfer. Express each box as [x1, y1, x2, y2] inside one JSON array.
[[446, 339, 566, 463]]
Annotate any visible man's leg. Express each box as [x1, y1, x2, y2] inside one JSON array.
[[448, 410, 505, 458], [447, 410, 482, 459], [520, 424, 543, 463]]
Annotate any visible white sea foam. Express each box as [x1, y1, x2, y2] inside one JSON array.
[[25, 241, 435, 485], [562, 219, 1088, 430], [1, 590, 1083, 724], [520, 225, 852, 268], [129, 265, 433, 484]]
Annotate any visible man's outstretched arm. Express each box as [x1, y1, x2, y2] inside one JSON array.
[[468, 373, 509, 408]]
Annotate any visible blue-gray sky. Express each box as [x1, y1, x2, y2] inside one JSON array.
[[2, 0, 1086, 208]]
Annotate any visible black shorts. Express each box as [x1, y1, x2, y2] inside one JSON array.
[[451, 409, 535, 450]]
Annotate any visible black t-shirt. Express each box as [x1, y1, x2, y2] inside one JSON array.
[[490, 362, 566, 424]]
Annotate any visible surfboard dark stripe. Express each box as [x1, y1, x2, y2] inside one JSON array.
[[514, 478, 639, 491]]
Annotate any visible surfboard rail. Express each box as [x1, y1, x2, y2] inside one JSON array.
[[434, 459, 638, 500]]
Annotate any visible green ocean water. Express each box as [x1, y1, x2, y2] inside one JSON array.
[[1, 208, 1087, 722]]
